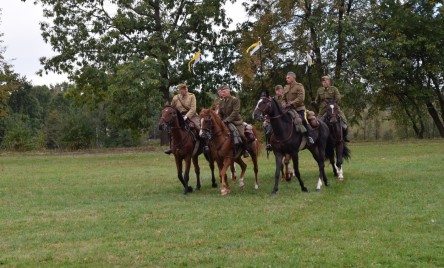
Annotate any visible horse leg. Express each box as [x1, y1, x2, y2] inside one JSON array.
[[230, 161, 236, 181], [175, 157, 188, 194], [272, 153, 284, 195], [183, 156, 193, 193], [192, 154, 201, 191], [220, 159, 231, 196], [312, 147, 328, 191], [235, 157, 247, 190], [251, 143, 259, 190], [209, 160, 218, 188], [292, 153, 308, 192], [335, 143, 344, 181], [284, 154, 292, 181]]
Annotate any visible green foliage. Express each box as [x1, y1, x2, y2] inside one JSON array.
[[0, 114, 45, 151]]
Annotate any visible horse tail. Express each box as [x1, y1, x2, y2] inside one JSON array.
[[342, 142, 351, 161], [251, 126, 262, 156]]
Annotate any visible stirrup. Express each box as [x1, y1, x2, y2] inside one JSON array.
[[344, 135, 350, 142], [164, 149, 172, 155], [243, 150, 250, 158], [266, 144, 272, 151]]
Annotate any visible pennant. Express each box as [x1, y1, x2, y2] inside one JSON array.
[[305, 50, 314, 73], [246, 41, 262, 56], [188, 50, 201, 72]]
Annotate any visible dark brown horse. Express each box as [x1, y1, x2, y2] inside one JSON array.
[[323, 100, 351, 181], [199, 108, 261, 196], [253, 93, 330, 194], [158, 105, 217, 194]]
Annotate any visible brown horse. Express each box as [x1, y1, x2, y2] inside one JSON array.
[[323, 100, 351, 181], [158, 105, 217, 194], [199, 108, 261, 196]]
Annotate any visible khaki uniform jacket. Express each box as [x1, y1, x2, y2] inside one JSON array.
[[218, 96, 243, 126], [315, 86, 341, 117], [282, 81, 306, 111], [171, 92, 197, 119], [273, 95, 283, 109]]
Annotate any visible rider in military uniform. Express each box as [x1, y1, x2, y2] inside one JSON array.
[[164, 83, 200, 154], [312, 75, 350, 142], [217, 84, 249, 158], [282, 71, 315, 145]]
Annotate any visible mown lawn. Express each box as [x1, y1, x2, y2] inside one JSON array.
[[1, 141, 443, 267]]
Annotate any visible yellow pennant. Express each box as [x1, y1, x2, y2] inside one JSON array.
[[188, 50, 201, 72]]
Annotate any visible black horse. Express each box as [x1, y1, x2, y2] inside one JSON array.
[[253, 92, 330, 194], [323, 99, 351, 181]]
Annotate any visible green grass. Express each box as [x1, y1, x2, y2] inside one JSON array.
[[1, 141, 443, 267]]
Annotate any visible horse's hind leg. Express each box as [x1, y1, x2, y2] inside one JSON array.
[[192, 155, 201, 191], [292, 154, 308, 192], [235, 158, 247, 190]]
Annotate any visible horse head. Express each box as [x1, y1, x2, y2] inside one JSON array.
[[158, 105, 184, 131], [253, 92, 273, 121], [325, 99, 339, 124]]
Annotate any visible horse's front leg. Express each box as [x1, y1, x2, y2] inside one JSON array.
[[272, 153, 284, 195], [183, 155, 193, 194], [174, 156, 188, 194], [335, 143, 344, 181], [192, 154, 201, 191], [219, 159, 231, 196]]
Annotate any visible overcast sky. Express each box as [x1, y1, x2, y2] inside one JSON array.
[[1, 1, 67, 86], [1, 1, 246, 87]]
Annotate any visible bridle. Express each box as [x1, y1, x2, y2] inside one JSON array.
[[160, 106, 180, 129]]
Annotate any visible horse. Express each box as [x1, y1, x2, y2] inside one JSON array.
[[252, 92, 330, 194], [158, 105, 217, 194], [199, 108, 261, 196], [323, 99, 351, 181]]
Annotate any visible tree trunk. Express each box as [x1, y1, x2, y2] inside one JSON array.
[[425, 101, 444, 137]]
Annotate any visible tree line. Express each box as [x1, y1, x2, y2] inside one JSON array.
[[1, 0, 442, 151]]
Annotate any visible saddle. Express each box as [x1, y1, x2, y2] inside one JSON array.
[[244, 123, 256, 142]]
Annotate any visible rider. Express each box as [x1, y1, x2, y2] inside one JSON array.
[[264, 85, 284, 150], [282, 71, 315, 146], [217, 84, 250, 158], [312, 75, 350, 142], [164, 83, 200, 154]]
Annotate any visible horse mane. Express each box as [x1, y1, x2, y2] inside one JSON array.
[[200, 108, 228, 132]]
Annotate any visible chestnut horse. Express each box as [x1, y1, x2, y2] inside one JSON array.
[[159, 105, 217, 194], [253, 93, 330, 194], [323, 100, 351, 181], [199, 108, 260, 196]]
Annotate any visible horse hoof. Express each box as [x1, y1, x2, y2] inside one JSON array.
[[302, 187, 308, 192], [316, 188, 321, 192], [221, 188, 230, 196], [254, 184, 259, 190], [188, 186, 193, 192], [212, 183, 218, 188], [338, 178, 344, 182]]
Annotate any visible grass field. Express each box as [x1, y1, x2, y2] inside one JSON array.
[[1, 141, 443, 267]]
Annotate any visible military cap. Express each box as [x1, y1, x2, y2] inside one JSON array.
[[321, 75, 331, 81], [178, 83, 187, 89]]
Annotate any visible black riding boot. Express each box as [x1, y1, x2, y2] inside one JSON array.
[[164, 133, 172, 154], [241, 137, 250, 158]]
